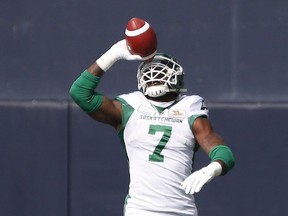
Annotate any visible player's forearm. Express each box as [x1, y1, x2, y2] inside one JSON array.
[[195, 128, 235, 175], [70, 39, 142, 114], [69, 42, 115, 113], [69, 42, 116, 113]]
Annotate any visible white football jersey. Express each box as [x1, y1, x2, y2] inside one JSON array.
[[116, 91, 209, 216]]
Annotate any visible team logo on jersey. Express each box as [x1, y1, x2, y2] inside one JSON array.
[[137, 105, 158, 116], [201, 100, 208, 110], [168, 109, 186, 118]]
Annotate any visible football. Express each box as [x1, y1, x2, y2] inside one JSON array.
[[125, 17, 157, 60]]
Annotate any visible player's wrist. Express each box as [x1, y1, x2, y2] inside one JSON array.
[[208, 145, 235, 174], [204, 161, 222, 177], [96, 48, 119, 72]]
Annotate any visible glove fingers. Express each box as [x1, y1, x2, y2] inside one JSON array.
[[182, 174, 197, 194], [186, 179, 194, 194], [181, 164, 219, 195], [191, 176, 202, 194], [194, 178, 204, 193], [181, 176, 191, 194], [181, 172, 206, 194], [181, 178, 191, 194]]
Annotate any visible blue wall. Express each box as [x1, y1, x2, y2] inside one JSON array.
[[1, 0, 288, 215]]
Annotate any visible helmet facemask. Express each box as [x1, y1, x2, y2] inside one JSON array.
[[137, 54, 186, 97]]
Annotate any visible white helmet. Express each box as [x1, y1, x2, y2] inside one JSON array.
[[137, 53, 186, 97]]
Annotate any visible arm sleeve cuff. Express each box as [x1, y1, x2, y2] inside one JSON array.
[[209, 145, 235, 173]]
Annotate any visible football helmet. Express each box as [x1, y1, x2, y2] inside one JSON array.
[[137, 53, 186, 97]]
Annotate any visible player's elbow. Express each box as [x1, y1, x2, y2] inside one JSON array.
[[69, 84, 79, 103]]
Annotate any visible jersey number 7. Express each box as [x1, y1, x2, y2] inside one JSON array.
[[148, 124, 172, 162]]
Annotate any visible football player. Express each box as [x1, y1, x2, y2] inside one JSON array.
[[69, 39, 235, 216]]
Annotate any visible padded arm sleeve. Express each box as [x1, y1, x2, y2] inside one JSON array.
[[69, 70, 103, 114]]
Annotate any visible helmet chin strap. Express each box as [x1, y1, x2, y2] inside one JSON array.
[[145, 85, 169, 97]]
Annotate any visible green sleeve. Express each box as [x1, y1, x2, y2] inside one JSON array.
[[69, 70, 103, 114], [188, 114, 208, 128], [209, 145, 235, 173]]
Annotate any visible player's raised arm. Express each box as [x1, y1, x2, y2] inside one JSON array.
[[69, 39, 141, 129]]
